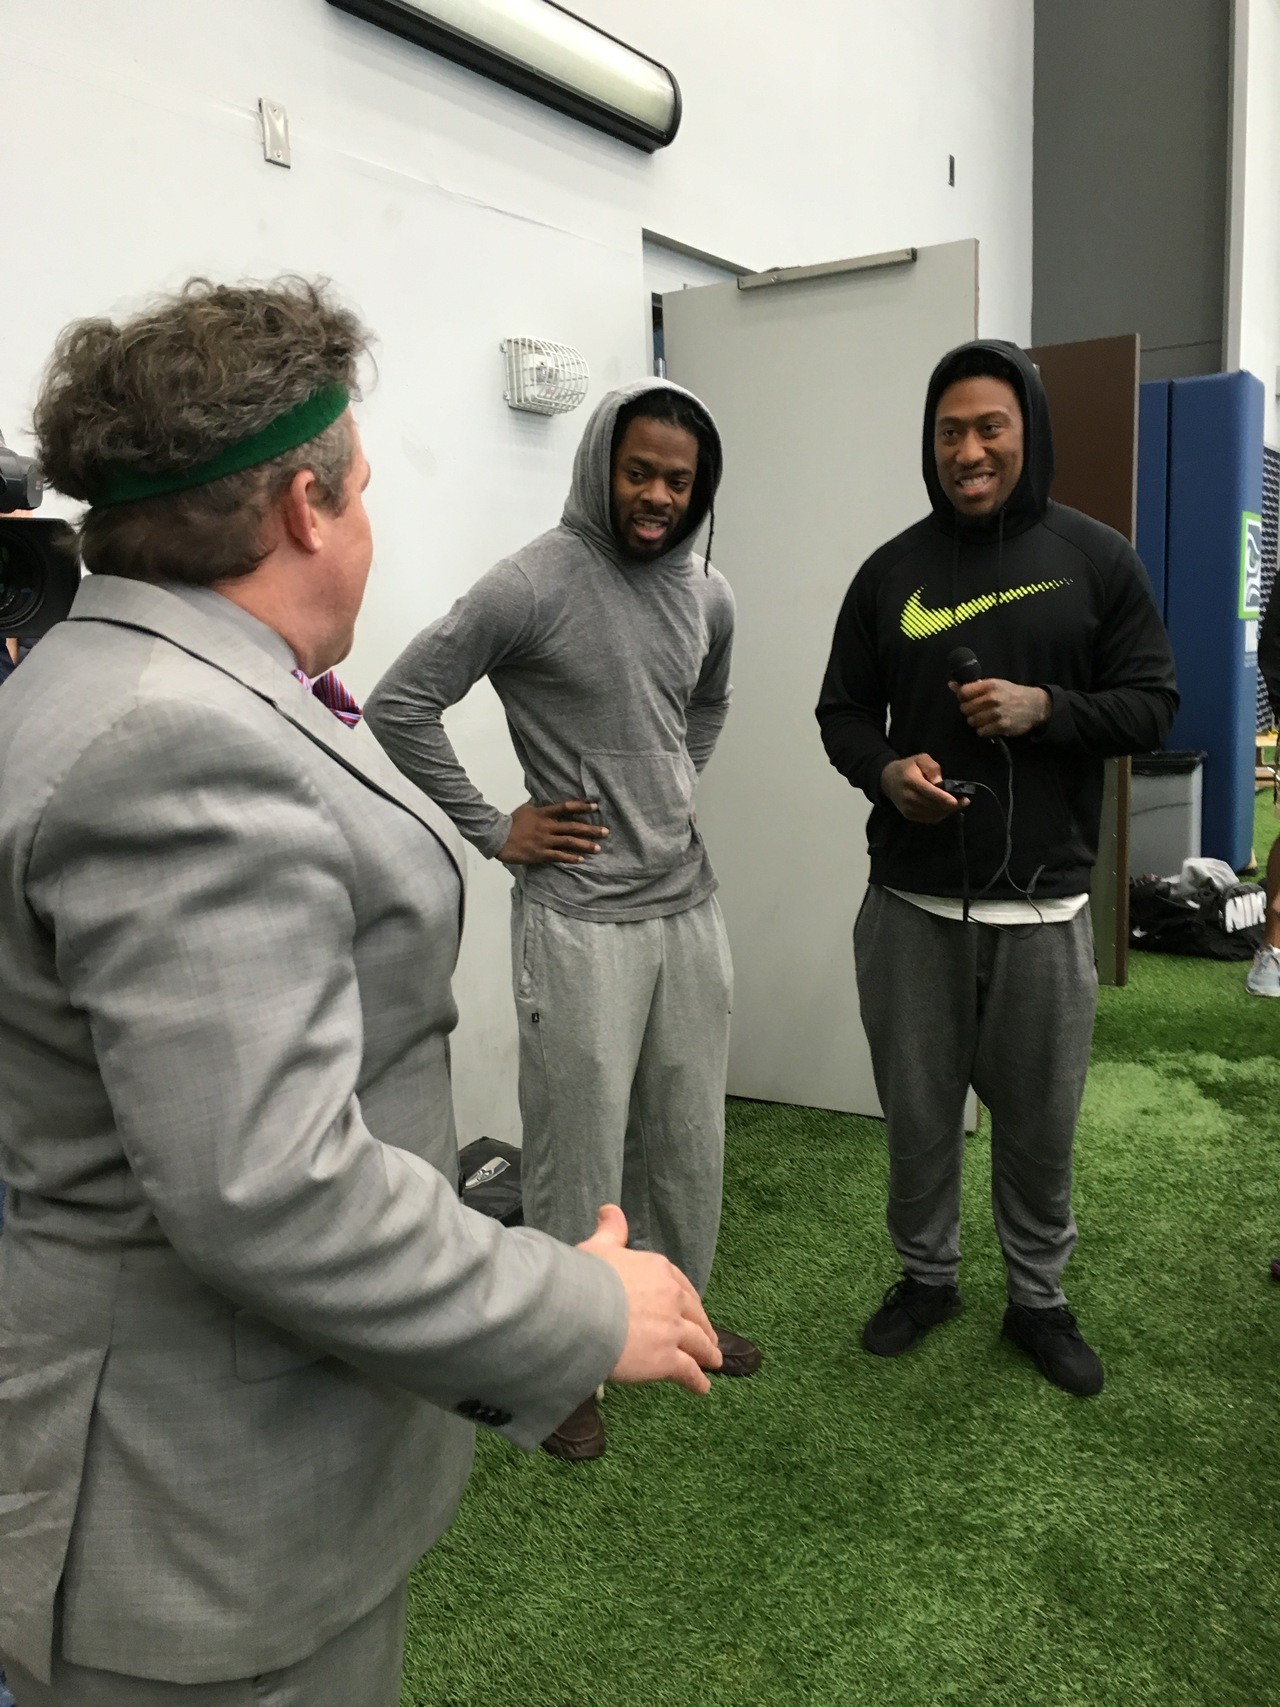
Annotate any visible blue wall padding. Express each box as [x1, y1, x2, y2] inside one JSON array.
[[1136, 380, 1170, 619], [1165, 370, 1264, 870]]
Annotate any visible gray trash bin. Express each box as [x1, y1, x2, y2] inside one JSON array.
[[1128, 750, 1205, 878]]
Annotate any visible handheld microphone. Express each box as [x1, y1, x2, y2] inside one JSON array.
[[945, 648, 982, 803], [943, 642, 1036, 919], [944, 646, 983, 922], [947, 645, 982, 686]]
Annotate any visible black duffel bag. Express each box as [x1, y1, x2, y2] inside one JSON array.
[[457, 1137, 524, 1225], [1129, 874, 1266, 961]]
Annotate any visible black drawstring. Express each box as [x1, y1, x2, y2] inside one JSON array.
[[703, 501, 715, 575], [996, 508, 1004, 619], [951, 522, 969, 923], [979, 508, 1045, 914]]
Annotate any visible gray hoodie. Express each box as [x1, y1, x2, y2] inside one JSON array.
[[365, 379, 734, 923]]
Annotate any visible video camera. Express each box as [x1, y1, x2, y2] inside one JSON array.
[[0, 430, 80, 638]]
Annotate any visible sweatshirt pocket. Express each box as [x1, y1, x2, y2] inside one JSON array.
[[579, 750, 698, 876]]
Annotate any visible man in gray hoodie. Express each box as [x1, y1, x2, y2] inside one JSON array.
[[367, 380, 760, 1460]]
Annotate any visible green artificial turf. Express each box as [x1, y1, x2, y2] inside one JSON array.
[[402, 795, 1280, 1707]]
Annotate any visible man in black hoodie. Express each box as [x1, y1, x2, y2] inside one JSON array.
[[817, 341, 1177, 1396]]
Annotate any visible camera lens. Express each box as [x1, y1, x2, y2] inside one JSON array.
[[0, 524, 48, 629], [0, 518, 80, 638]]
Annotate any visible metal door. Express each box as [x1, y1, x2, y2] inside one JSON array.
[[663, 240, 979, 1114]]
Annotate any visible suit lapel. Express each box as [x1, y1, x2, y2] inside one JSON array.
[[66, 577, 468, 892]]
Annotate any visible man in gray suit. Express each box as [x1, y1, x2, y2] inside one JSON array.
[[0, 278, 721, 1706]]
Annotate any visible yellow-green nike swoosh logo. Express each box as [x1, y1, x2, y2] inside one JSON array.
[[900, 578, 1071, 640]]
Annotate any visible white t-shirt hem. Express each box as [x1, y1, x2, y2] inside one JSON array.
[[884, 887, 1090, 927]]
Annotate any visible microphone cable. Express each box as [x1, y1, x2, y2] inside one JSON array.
[[945, 647, 1046, 930]]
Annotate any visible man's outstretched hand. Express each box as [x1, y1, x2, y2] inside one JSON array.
[[881, 753, 966, 824], [578, 1205, 722, 1394], [498, 800, 607, 866], [951, 678, 1051, 740]]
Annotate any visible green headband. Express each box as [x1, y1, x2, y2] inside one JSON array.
[[87, 382, 350, 508]]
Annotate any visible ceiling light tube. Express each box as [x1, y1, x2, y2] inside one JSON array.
[[327, 0, 682, 152]]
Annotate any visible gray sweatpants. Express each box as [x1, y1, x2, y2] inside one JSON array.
[[511, 890, 732, 1296], [2, 1580, 407, 1706], [854, 886, 1098, 1308]]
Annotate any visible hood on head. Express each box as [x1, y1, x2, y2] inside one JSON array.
[[561, 377, 723, 566], [921, 339, 1054, 534]]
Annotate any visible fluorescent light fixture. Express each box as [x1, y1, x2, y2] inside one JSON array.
[[327, 0, 681, 152]]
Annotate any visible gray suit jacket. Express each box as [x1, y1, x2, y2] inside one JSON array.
[[0, 577, 626, 1686]]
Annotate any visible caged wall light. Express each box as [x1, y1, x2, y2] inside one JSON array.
[[326, 0, 681, 152], [501, 339, 590, 416]]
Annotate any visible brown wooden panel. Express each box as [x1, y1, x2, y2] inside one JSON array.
[[1027, 333, 1140, 987], [1028, 333, 1140, 541]]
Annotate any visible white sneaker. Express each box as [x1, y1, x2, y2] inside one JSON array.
[[1246, 945, 1280, 997]]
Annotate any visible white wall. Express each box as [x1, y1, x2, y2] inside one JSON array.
[[1228, 0, 1280, 444], [582, 0, 1034, 342], [2, 0, 1032, 1143]]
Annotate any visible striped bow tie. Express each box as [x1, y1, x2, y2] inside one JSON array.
[[292, 667, 363, 728]]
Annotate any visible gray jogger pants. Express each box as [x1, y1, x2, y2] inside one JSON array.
[[511, 890, 732, 1297], [854, 886, 1098, 1308]]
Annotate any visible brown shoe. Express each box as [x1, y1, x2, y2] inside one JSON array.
[[712, 1325, 762, 1377], [541, 1393, 606, 1461]]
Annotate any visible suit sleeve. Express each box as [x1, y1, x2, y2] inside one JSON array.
[[1037, 543, 1179, 756], [816, 563, 899, 801], [685, 577, 735, 773], [26, 700, 626, 1450], [364, 562, 537, 859]]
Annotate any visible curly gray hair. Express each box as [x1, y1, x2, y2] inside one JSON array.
[[33, 276, 374, 586]]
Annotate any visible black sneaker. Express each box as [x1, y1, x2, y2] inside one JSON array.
[[862, 1276, 963, 1357], [1002, 1302, 1104, 1396]]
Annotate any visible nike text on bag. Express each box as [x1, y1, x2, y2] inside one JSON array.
[[1129, 875, 1266, 961]]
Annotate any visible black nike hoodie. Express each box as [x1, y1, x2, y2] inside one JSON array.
[[816, 339, 1178, 900]]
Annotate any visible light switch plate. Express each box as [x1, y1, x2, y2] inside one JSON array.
[[258, 99, 291, 169]]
